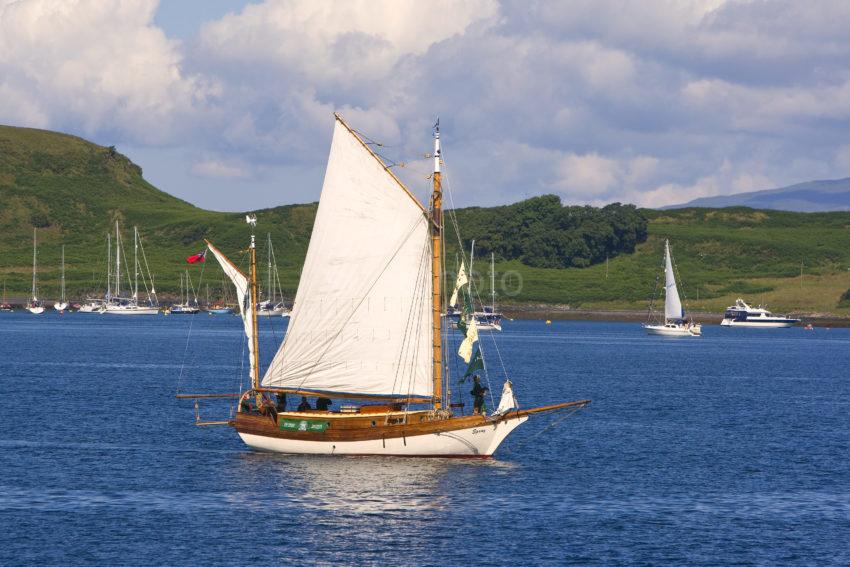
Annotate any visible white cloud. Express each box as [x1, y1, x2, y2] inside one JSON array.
[[0, 0, 210, 143], [6, 0, 850, 211]]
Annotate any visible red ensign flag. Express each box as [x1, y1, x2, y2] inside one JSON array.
[[186, 250, 206, 264]]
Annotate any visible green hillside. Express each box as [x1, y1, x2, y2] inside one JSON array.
[[0, 125, 315, 300], [2, 124, 849, 314]]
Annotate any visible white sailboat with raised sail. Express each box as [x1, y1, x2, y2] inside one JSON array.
[[27, 228, 45, 314], [179, 114, 589, 457], [644, 239, 700, 336], [54, 245, 68, 311], [102, 223, 160, 315]]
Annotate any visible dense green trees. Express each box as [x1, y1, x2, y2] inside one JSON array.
[[451, 195, 648, 268]]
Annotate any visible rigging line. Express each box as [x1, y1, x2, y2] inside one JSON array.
[[403, 241, 430, 403], [283, 215, 429, 393], [442, 158, 501, 407], [390, 236, 429, 400]]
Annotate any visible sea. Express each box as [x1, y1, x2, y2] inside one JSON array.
[[0, 313, 848, 566]]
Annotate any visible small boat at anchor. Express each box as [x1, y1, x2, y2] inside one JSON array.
[[178, 114, 590, 457], [27, 228, 44, 315], [644, 239, 700, 336], [720, 298, 800, 328]]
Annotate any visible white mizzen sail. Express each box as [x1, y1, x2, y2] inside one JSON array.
[[663, 239, 684, 321], [262, 118, 433, 398], [207, 241, 256, 380]]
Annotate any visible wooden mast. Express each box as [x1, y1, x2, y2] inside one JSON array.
[[431, 120, 443, 411], [248, 217, 262, 402]]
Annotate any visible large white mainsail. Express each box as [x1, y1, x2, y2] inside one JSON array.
[[663, 239, 684, 321], [206, 241, 256, 380], [261, 118, 433, 398]]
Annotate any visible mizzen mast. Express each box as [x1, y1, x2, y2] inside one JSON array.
[[247, 215, 261, 396], [431, 119, 443, 410]]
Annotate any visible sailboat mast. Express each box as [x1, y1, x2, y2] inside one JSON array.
[[250, 231, 261, 391], [133, 227, 139, 300], [60, 245, 66, 302], [267, 234, 273, 303], [106, 232, 111, 301], [491, 252, 495, 311], [431, 120, 443, 410], [115, 221, 120, 298], [31, 228, 37, 300]]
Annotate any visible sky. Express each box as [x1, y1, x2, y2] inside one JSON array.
[[3, 0, 850, 212]]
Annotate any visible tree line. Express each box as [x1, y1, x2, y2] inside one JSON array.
[[451, 195, 648, 268]]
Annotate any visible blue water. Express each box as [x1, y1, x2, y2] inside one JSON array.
[[1, 314, 848, 565]]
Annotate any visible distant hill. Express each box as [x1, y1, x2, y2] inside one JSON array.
[[663, 178, 850, 212], [3, 124, 850, 314], [0, 124, 316, 299]]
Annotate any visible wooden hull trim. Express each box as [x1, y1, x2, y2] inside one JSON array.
[[237, 414, 528, 457]]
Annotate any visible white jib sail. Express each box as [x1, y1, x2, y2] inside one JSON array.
[[494, 380, 518, 415], [449, 260, 468, 307], [207, 241, 256, 381], [664, 239, 684, 321], [262, 118, 433, 398]]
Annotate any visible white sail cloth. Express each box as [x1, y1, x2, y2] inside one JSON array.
[[262, 119, 433, 398], [449, 260, 468, 307], [494, 380, 518, 415], [664, 239, 684, 321], [458, 317, 478, 363], [207, 241, 256, 381]]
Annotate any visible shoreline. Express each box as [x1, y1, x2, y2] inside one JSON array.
[[501, 305, 850, 327]]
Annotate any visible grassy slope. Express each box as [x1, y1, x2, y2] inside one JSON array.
[[0, 125, 314, 300], [1, 124, 848, 313]]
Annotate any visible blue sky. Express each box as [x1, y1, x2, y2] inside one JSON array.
[[3, 0, 850, 212]]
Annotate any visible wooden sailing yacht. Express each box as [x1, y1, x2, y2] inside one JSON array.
[[183, 114, 589, 457]]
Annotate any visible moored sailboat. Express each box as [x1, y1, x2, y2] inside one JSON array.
[[180, 114, 589, 457], [27, 228, 44, 314], [101, 224, 160, 315], [644, 239, 700, 336], [54, 245, 69, 311]]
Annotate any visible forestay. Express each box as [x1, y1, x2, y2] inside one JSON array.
[[262, 119, 433, 398], [664, 240, 684, 321], [207, 241, 256, 380]]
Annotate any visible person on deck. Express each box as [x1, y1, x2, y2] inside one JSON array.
[[471, 375, 488, 415], [297, 396, 312, 412], [275, 392, 287, 412], [315, 397, 332, 411]]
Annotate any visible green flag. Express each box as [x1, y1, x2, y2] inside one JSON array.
[[457, 288, 473, 334], [462, 347, 484, 381]]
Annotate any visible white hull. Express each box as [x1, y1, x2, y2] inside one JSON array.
[[102, 306, 160, 315], [720, 319, 797, 328], [28, 306, 45, 314], [238, 415, 528, 457], [54, 302, 68, 311], [259, 308, 289, 317], [77, 304, 102, 313], [645, 323, 701, 336]]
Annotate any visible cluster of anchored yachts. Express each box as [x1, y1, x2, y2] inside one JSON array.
[[5, 223, 291, 318], [643, 240, 801, 336]]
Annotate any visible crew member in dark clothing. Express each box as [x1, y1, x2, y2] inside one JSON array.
[[297, 396, 312, 412], [275, 392, 287, 412], [471, 375, 488, 415], [315, 397, 332, 411]]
